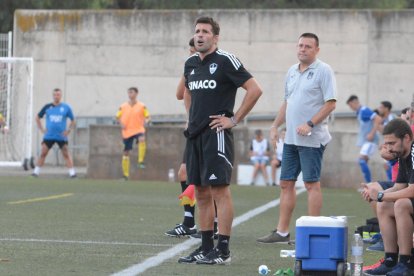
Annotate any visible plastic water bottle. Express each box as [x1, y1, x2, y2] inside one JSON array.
[[168, 169, 175, 182], [350, 233, 363, 276], [280, 249, 295, 258]]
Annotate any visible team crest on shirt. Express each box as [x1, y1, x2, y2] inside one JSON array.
[[209, 63, 218, 75], [307, 71, 314, 80]]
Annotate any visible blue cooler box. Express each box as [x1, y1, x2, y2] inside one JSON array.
[[295, 216, 348, 273]]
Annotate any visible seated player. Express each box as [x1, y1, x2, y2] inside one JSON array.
[[32, 88, 76, 178], [116, 87, 150, 180], [270, 128, 285, 186], [250, 129, 270, 186], [363, 119, 414, 276], [360, 145, 397, 256]]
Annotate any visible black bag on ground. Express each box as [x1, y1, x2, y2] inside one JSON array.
[[355, 217, 380, 237]]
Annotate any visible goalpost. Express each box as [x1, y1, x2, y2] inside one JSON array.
[[0, 57, 34, 170]]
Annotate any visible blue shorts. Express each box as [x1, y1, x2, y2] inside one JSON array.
[[250, 156, 269, 165], [280, 143, 326, 183], [123, 133, 144, 151]]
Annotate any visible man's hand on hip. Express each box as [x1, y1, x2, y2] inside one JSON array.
[[209, 115, 236, 132]]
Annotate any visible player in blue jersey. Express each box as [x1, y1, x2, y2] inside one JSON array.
[[347, 95, 382, 183], [32, 88, 76, 178]]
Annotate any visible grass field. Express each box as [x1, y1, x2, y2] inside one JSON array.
[[0, 176, 383, 276]]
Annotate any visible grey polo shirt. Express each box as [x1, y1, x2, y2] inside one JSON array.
[[284, 59, 337, 148]]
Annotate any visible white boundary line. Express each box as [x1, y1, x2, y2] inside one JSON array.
[[0, 238, 173, 247], [113, 188, 307, 276]]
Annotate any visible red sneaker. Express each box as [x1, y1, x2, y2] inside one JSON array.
[[363, 258, 384, 271]]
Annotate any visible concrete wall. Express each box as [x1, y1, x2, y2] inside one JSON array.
[[87, 125, 386, 187], [87, 125, 250, 182], [13, 9, 414, 119], [12, 9, 410, 183]]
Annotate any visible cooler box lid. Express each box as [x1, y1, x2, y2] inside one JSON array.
[[296, 216, 347, 227]]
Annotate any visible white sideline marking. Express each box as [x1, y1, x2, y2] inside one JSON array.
[[0, 238, 172, 247], [113, 188, 307, 276]]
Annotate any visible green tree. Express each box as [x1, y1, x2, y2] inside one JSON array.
[[0, 0, 412, 33]]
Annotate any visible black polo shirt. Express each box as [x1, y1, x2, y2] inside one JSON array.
[[184, 48, 252, 136]]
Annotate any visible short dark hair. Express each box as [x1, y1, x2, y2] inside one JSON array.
[[255, 129, 263, 136], [128, 87, 138, 93], [195, 17, 220, 35], [53, 88, 61, 92], [383, 118, 413, 140], [299, 33, 319, 47], [189, 37, 194, 47], [381, 101, 392, 111], [346, 95, 359, 104], [401, 107, 410, 115]]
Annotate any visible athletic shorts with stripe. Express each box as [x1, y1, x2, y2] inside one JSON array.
[[186, 128, 234, 186]]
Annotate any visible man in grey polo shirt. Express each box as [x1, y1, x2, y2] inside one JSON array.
[[257, 33, 337, 243]]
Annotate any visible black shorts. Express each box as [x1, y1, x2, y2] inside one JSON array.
[[378, 181, 394, 190], [182, 142, 188, 164], [123, 133, 144, 151], [42, 139, 68, 149], [186, 128, 234, 186]]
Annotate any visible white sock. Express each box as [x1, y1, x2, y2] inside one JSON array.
[[277, 230, 289, 237], [33, 166, 40, 175], [69, 168, 76, 176]]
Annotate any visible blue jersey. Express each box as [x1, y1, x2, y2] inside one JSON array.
[[38, 103, 74, 141], [356, 106, 379, 147]]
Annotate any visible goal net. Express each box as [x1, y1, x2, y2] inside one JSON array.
[[0, 57, 34, 169]]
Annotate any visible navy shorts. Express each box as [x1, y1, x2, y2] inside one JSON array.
[[123, 133, 144, 151], [280, 143, 326, 183], [43, 139, 68, 149], [378, 181, 394, 190]]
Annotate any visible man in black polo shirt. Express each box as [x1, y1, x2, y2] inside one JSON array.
[[363, 118, 414, 275], [178, 16, 262, 265]]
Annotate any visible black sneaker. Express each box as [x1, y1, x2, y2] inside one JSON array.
[[364, 262, 395, 275], [196, 247, 231, 265], [178, 246, 210, 264], [70, 174, 77, 179], [386, 262, 412, 276], [165, 224, 197, 237], [31, 173, 39, 178], [190, 231, 219, 240]]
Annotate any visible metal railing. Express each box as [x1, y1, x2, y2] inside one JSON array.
[[0, 32, 12, 57]]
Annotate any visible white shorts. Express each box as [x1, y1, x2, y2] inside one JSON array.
[[360, 142, 378, 157]]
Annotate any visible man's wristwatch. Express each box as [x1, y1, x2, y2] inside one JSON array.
[[377, 192, 384, 202], [306, 120, 314, 128]]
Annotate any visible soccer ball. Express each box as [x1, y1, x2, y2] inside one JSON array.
[[258, 264, 269, 275]]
